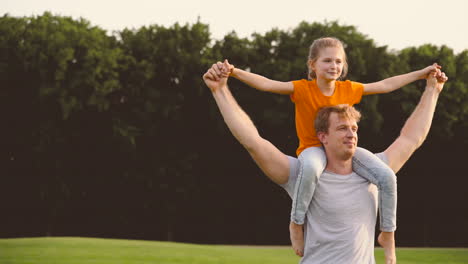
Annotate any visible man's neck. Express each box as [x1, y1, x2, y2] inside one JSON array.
[[324, 154, 353, 175]]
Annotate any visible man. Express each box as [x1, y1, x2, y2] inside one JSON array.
[[203, 65, 447, 264]]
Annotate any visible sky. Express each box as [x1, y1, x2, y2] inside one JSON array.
[[2, 0, 468, 53]]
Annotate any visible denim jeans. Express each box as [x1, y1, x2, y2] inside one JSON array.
[[291, 146, 397, 232]]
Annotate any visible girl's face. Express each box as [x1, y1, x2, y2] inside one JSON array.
[[309, 46, 345, 81]]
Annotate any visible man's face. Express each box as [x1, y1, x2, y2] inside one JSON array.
[[319, 112, 358, 160]]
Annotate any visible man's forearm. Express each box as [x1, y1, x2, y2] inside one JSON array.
[[211, 84, 261, 150], [384, 85, 440, 173], [400, 85, 440, 149]]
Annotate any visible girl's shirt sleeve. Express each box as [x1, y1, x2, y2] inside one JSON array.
[[290, 79, 307, 103], [348, 81, 364, 104]]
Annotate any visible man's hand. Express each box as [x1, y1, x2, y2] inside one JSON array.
[[203, 64, 229, 93], [426, 70, 448, 92]]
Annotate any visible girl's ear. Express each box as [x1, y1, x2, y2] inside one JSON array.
[[308, 59, 315, 71]]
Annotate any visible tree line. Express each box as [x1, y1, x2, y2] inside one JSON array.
[[1, 12, 467, 246]]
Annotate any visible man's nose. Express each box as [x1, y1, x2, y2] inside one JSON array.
[[346, 129, 356, 137]]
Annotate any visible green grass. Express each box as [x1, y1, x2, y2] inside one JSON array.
[[0, 237, 466, 264]]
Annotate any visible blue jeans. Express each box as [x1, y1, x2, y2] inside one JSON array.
[[291, 146, 397, 232]]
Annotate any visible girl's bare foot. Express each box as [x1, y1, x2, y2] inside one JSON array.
[[378, 231, 396, 264], [289, 221, 304, 257]]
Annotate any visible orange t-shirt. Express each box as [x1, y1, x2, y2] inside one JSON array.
[[290, 79, 364, 156]]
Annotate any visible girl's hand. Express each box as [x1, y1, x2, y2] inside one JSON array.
[[420, 63, 442, 79], [218, 59, 235, 77]]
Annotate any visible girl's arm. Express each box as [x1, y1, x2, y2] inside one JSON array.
[[363, 63, 441, 95], [231, 68, 294, 94], [219, 60, 294, 95]]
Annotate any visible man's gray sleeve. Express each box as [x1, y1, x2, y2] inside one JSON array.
[[279, 156, 300, 198]]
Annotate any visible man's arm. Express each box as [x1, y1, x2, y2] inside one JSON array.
[[363, 63, 441, 95], [383, 72, 447, 173], [203, 67, 290, 185]]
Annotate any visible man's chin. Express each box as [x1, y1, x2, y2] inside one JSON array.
[[341, 149, 356, 160]]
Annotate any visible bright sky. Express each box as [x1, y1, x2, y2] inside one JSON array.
[[2, 0, 468, 53]]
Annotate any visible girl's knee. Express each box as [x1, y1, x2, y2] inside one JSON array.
[[379, 169, 397, 190], [300, 158, 324, 176]]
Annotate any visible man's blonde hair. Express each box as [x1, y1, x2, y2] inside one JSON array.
[[315, 104, 361, 133]]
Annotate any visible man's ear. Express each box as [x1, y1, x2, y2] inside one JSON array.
[[317, 131, 327, 144]]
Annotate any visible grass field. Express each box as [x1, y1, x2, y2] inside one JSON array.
[[0, 237, 467, 264]]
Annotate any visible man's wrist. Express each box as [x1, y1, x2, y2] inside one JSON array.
[[425, 85, 441, 95], [212, 84, 228, 94]]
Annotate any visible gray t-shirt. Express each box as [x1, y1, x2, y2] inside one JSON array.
[[281, 153, 388, 264]]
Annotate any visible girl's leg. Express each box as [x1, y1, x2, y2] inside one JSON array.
[[352, 147, 397, 232], [291, 146, 327, 225], [353, 147, 397, 263], [290, 146, 326, 256]]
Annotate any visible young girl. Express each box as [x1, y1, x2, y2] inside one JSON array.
[[216, 37, 440, 260]]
